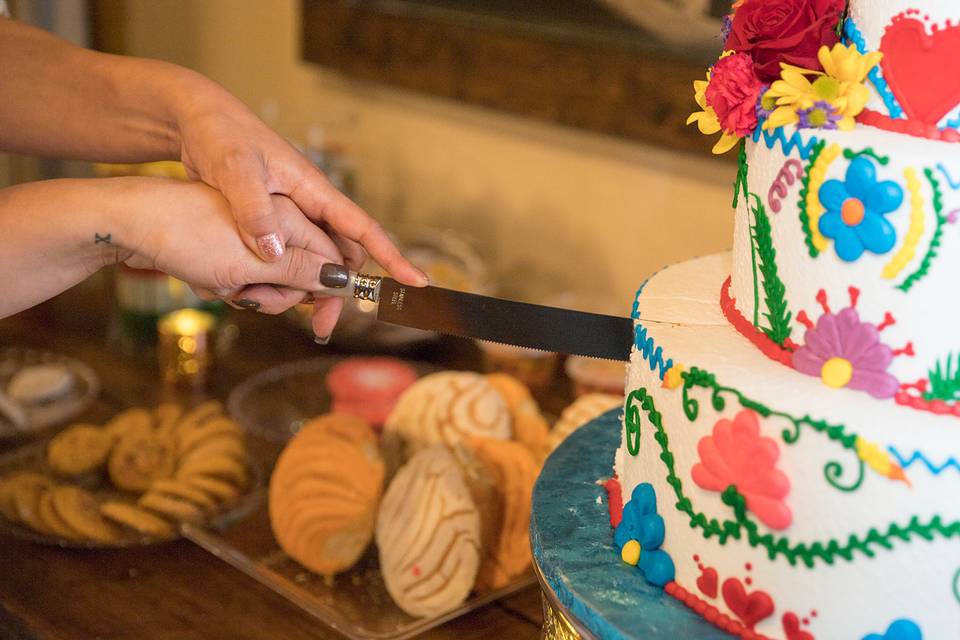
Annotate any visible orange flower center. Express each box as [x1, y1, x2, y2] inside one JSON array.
[[841, 197, 866, 226]]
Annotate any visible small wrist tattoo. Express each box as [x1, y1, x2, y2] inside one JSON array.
[[94, 233, 112, 245]]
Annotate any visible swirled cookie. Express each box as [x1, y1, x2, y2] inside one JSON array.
[[548, 393, 622, 453], [383, 372, 511, 465], [376, 446, 481, 617], [484, 373, 549, 461], [269, 414, 385, 578]]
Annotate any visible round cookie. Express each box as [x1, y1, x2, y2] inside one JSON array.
[[148, 479, 217, 511], [173, 400, 225, 443], [138, 492, 204, 523], [468, 437, 539, 589], [104, 407, 154, 441], [175, 416, 242, 458], [383, 372, 512, 464], [12, 475, 54, 534], [38, 490, 81, 540], [108, 430, 176, 492], [548, 394, 623, 453], [100, 501, 175, 538], [175, 454, 246, 487], [153, 402, 183, 437], [0, 472, 48, 522], [183, 476, 240, 505], [269, 414, 385, 578], [485, 373, 550, 461], [376, 446, 481, 618], [47, 424, 113, 476], [50, 485, 124, 544]]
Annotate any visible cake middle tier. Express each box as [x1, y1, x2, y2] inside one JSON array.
[[730, 124, 960, 398]]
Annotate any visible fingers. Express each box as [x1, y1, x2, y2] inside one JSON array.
[[272, 195, 342, 261], [288, 166, 427, 286], [311, 296, 344, 342], [325, 226, 367, 271], [228, 284, 306, 315], [217, 150, 285, 261]]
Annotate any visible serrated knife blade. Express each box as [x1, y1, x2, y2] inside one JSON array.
[[316, 272, 634, 361]]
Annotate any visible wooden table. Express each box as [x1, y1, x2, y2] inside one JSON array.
[[0, 272, 548, 640]]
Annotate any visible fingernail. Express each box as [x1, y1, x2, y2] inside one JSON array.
[[319, 263, 349, 289], [256, 233, 283, 259], [415, 268, 429, 286], [235, 299, 261, 311], [314, 335, 331, 345]]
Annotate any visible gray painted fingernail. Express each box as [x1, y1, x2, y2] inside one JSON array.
[[314, 335, 331, 345], [319, 263, 349, 289], [257, 233, 283, 259], [235, 299, 261, 311]]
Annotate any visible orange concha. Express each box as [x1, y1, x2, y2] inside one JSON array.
[[269, 414, 385, 578]]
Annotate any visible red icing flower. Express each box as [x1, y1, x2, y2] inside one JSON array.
[[691, 410, 792, 530], [724, 0, 845, 82], [705, 53, 763, 137]]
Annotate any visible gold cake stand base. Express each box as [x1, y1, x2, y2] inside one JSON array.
[[534, 556, 596, 640]]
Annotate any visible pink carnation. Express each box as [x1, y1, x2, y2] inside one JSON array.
[[705, 53, 763, 137]]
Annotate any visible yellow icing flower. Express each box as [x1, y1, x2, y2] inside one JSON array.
[[763, 44, 882, 132], [687, 51, 742, 155]]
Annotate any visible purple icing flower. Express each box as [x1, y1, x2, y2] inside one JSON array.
[[720, 14, 733, 44], [792, 288, 908, 399], [755, 83, 773, 123], [797, 100, 841, 129]]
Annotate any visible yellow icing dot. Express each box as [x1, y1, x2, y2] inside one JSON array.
[[621, 539, 641, 566], [662, 363, 686, 390], [821, 357, 853, 388]]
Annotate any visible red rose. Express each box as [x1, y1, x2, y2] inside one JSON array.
[[725, 0, 844, 82], [706, 53, 763, 136]]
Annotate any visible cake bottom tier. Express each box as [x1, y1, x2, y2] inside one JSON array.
[[614, 252, 960, 640]]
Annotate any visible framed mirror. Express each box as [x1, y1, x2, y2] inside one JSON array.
[[301, 0, 729, 153]]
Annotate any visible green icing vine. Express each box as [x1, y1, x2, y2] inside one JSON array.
[[680, 367, 862, 492], [897, 168, 945, 292], [749, 193, 793, 346], [734, 141, 762, 327], [923, 351, 960, 402], [624, 384, 960, 569], [797, 139, 825, 258], [733, 139, 749, 209], [842, 147, 890, 165]]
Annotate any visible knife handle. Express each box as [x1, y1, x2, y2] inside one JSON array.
[[303, 271, 382, 304]]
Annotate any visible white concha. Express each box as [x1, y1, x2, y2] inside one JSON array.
[[617, 253, 960, 639], [376, 446, 481, 618], [549, 394, 624, 453]]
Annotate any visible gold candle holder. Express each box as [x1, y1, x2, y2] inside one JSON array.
[[157, 309, 216, 388]]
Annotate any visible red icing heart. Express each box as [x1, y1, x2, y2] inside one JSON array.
[[881, 17, 960, 125], [721, 577, 774, 629], [696, 567, 719, 599], [782, 612, 816, 640]]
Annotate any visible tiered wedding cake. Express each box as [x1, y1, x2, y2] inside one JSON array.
[[610, 1, 960, 638]]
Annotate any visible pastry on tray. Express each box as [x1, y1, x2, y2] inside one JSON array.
[[548, 393, 622, 453], [325, 357, 418, 429], [269, 414, 385, 578], [0, 400, 250, 545]]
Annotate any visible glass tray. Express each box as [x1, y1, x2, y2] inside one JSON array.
[[183, 504, 536, 640]]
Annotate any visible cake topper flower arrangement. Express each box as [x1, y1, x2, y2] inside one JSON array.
[[688, 0, 879, 153]]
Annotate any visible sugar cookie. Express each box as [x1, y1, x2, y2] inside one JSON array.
[[47, 424, 113, 476], [108, 430, 176, 492], [100, 501, 174, 538], [51, 485, 123, 544]]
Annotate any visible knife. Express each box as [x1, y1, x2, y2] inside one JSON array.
[[310, 271, 634, 361]]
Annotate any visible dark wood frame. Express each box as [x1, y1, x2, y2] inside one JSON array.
[[301, 1, 714, 154]]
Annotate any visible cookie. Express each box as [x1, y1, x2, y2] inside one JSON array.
[[549, 394, 623, 452], [104, 407, 154, 441], [12, 475, 53, 534], [485, 373, 550, 461], [383, 372, 511, 464], [38, 490, 82, 540], [269, 414, 385, 578], [175, 454, 246, 487], [468, 437, 539, 589], [176, 418, 243, 459], [153, 402, 183, 437], [138, 492, 204, 523], [0, 472, 48, 522], [108, 430, 176, 492], [100, 501, 175, 538], [50, 485, 124, 544], [183, 476, 240, 504], [173, 400, 224, 442], [376, 446, 481, 617], [47, 424, 113, 476], [148, 479, 217, 511]]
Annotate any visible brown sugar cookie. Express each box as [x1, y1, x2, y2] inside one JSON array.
[[468, 437, 539, 590], [38, 490, 82, 540], [148, 479, 217, 511], [153, 402, 183, 437], [177, 433, 245, 470], [173, 401, 225, 443], [100, 501, 175, 538], [485, 373, 550, 461], [50, 486, 124, 544], [183, 476, 240, 504], [12, 476, 54, 534], [176, 453, 246, 487], [138, 492, 204, 523], [104, 407, 154, 441], [0, 472, 48, 522], [269, 414, 385, 578], [108, 430, 176, 492], [47, 424, 113, 476]]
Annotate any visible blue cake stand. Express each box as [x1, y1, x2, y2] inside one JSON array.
[[530, 409, 733, 640]]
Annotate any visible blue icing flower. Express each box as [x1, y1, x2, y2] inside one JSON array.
[[862, 618, 923, 640], [613, 483, 675, 587], [818, 156, 903, 262]]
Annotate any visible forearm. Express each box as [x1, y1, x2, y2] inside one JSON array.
[[0, 178, 136, 317], [0, 20, 217, 162]]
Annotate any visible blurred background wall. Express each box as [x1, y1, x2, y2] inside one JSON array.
[[4, 0, 734, 308]]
